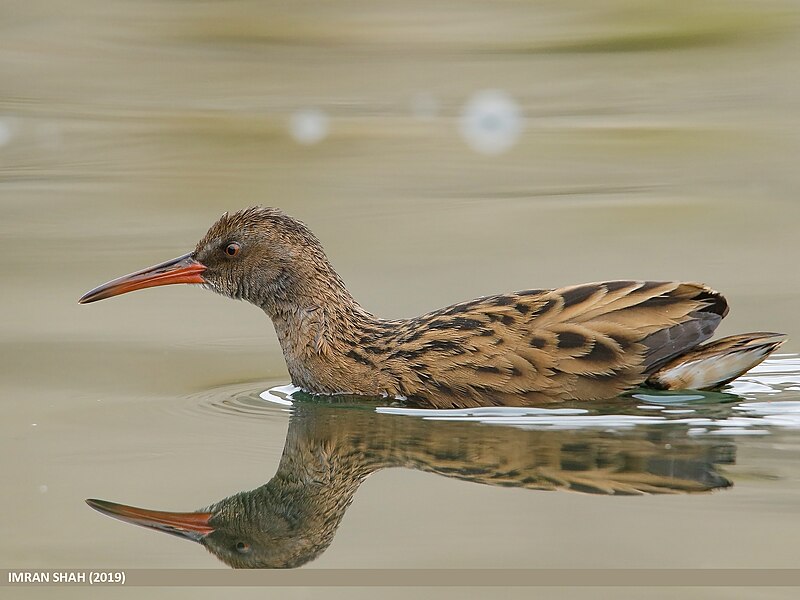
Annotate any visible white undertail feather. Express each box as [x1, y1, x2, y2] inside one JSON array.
[[646, 333, 786, 391]]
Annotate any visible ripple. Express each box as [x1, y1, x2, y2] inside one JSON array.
[[727, 354, 800, 396], [380, 406, 694, 431], [112, 380, 293, 465], [377, 406, 589, 417], [161, 382, 290, 450], [184, 381, 292, 421], [735, 401, 800, 415], [260, 384, 302, 406], [375, 355, 800, 437], [162, 355, 800, 441]]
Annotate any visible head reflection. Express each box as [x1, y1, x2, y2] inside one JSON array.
[[87, 398, 734, 568]]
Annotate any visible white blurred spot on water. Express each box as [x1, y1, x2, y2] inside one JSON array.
[[0, 118, 15, 147], [411, 92, 439, 121], [39, 485, 48, 493], [459, 90, 522, 155], [289, 109, 329, 145]]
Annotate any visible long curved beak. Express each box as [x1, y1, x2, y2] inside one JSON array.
[[79, 253, 206, 304], [86, 499, 215, 542]]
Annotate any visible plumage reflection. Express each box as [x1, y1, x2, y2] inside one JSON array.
[[87, 397, 735, 568]]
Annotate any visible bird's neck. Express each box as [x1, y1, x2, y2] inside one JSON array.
[[240, 430, 376, 567], [255, 258, 388, 394]]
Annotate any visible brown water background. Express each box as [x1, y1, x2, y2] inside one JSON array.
[[2, 1, 800, 598]]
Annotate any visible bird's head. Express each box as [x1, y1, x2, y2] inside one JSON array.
[[85, 491, 332, 568], [79, 207, 331, 308]]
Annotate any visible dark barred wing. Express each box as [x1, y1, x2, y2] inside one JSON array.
[[386, 281, 728, 406]]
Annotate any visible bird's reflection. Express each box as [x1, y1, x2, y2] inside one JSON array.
[[87, 397, 735, 568]]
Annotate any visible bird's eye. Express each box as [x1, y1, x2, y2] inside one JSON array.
[[235, 541, 251, 554], [224, 243, 241, 257]]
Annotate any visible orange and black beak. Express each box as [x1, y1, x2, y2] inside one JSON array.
[[86, 499, 215, 543], [78, 253, 206, 304]]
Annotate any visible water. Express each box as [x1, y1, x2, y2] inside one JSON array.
[[2, 0, 800, 596], [71, 363, 800, 570]]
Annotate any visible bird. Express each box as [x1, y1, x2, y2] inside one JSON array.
[[79, 206, 786, 408], [86, 400, 735, 568]]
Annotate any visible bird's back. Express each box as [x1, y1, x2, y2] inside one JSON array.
[[379, 281, 728, 407]]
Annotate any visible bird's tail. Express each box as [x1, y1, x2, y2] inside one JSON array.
[[645, 332, 787, 391]]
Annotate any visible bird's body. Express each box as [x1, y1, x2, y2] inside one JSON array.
[[262, 278, 756, 407], [80, 207, 786, 407]]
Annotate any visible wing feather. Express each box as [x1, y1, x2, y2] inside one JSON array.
[[385, 281, 728, 406]]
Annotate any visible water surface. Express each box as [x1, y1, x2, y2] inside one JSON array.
[[2, 0, 800, 596]]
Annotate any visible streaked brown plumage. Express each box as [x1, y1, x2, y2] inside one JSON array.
[[79, 207, 786, 407], [86, 400, 734, 568]]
